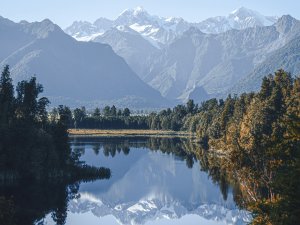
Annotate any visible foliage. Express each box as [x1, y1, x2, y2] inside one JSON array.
[[0, 65, 111, 181], [65, 99, 199, 131], [185, 69, 300, 225]]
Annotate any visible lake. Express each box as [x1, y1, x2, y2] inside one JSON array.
[[2, 137, 251, 225]]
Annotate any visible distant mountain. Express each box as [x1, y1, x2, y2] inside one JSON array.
[[193, 7, 277, 34], [143, 15, 300, 102], [65, 6, 278, 48], [64, 7, 292, 103], [65, 6, 190, 47], [0, 16, 168, 108], [93, 25, 159, 79], [230, 35, 300, 95]]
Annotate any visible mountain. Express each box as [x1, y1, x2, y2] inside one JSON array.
[[63, 7, 291, 103], [64, 18, 113, 42], [0, 16, 168, 108], [230, 35, 300, 94], [65, 7, 278, 48], [114, 7, 190, 47], [93, 25, 159, 78], [193, 7, 277, 34], [65, 6, 190, 47], [143, 15, 300, 102]]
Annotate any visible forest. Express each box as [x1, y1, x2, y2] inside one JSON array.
[[51, 99, 200, 131], [0, 65, 110, 181], [0, 65, 110, 224], [184, 69, 300, 225]]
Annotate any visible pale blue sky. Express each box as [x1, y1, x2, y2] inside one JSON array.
[[1, 0, 299, 28]]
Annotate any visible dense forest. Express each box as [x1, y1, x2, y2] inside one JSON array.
[[184, 69, 300, 225], [0, 65, 110, 224], [53, 99, 199, 131], [0, 65, 110, 181]]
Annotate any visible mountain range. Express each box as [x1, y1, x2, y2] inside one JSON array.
[[65, 7, 277, 47], [144, 15, 300, 101], [65, 7, 300, 103], [0, 16, 167, 108], [0, 7, 299, 108]]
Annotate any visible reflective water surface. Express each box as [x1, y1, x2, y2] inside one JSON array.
[[2, 137, 251, 225], [49, 137, 250, 225]]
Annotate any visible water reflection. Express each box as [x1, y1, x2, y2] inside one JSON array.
[[0, 180, 80, 225], [66, 137, 250, 225], [0, 137, 251, 225]]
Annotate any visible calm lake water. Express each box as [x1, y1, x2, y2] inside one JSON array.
[[30, 137, 251, 224]]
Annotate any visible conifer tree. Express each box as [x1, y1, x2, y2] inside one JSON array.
[[0, 65, 14, 127]]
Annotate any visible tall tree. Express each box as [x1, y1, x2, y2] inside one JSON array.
[[93, 107, 101, 118], [110, 105, 117, 117], [15, 77, 44, 124], [123, 108, 130, 117], [0, 65, 14, 127]]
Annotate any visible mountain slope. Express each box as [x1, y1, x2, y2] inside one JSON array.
[[144, 15, 300, 102], [65, 6, 190, 47], [0, 17, 167, 108], [65, 7, 278, 48], [193, 7, 277, 34], [230, 35, 300, 94], [94, 26, 159, 78]]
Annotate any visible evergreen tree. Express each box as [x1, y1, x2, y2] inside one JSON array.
[[0, 65, 14, 127], [110, 105, 117, 117], [186, 99, 195, 114], [103, 106, 110, 117], [93, 107, 101, 118], [123, 108, 130, 117]]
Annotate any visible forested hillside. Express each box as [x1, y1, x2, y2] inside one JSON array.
[[185, 69, 300, 224]]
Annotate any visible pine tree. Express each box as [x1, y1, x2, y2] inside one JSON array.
[[186, 99, 195, 114], [123, 108, 130, 117], [259, 75, 273, 100], [110, 105, 117, 117], [0, 65, 14, 127], [93, 107, 101, 118]]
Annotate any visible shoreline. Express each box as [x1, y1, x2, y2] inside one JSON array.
[[68, 129, 195, 138]]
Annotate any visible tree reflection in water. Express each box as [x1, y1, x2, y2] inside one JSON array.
[[0, 137, 252, 225]]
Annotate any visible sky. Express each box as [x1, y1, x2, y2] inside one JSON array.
[[1, 0, 299, 28]]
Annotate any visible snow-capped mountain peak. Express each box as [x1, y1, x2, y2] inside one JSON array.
[[64, 6, 278, 46], [230, 7, 259, 17], [194, 7, 278, 33], [133, 6, 146, 16], [228, 7, 276, 27], [119, 6, 147, 17]]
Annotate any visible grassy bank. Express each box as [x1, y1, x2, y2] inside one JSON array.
[[68, 129, 194, 138]]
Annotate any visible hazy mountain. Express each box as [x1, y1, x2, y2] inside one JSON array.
[[0, 16, 168, 108], [143, 15, 300, 102], [63, 7, 291, 103], [65, 6, 190, 47], [94, 25, 159, 78], [64, 18, 113, 42], [193, 7, 277, 34], [65, 6, 278, 48], [230, 35, 300, 95]]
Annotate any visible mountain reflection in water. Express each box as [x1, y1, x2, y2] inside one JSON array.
[[1, 137, 251, 225]]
